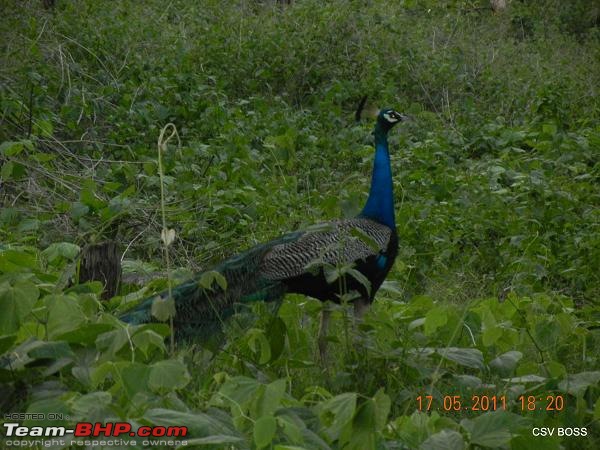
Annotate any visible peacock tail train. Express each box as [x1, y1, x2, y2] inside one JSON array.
[[119, 232, 296, 339]]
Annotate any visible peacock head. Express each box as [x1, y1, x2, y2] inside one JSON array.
[[355, 97, 408, 135], [377, 108, 409, 133]]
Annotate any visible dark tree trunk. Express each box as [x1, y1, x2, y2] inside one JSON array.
[[79, 241, 122, 300]]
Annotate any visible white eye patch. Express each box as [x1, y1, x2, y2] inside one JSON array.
[[383, 112, 399, 123]]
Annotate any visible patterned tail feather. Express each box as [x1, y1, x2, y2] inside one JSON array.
[[120, 244, 286, 340]]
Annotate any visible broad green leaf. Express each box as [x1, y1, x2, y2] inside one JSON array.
[[544, 360, 566, 378], [1, 161, 14, 180], [408, 318, 426, 330], [373, 389, 391, 432], [213, 376, 261, 415], [0, 141, 25, 156], [90, 361, 116, 388], [28, 341, 74, 361], [1, 338, 46, 371], [80, 180, 105, 211], [510, 435, 561, 450], [489, 351, 522, 376], [247, 328, 271, 364], [558, 371, 600, 396], [25, 397, 71, 427], [70, 201, 89, 219], [31, 152, 56, 163], [96, 327, 130, 356], [421, 430, 465, 450], [143, 161, 156, 175], [461, 412, 512, 448], [213, 271, 227, 290], [424, 306, 447, 335], [534, 319, 560, 349], [503, 374, 546, 383], [148, 359, 191, 393], [70, 391, 112, 421], [267, 316, 286, 362], [42, 242, 80, 263], [0, 160, 21, 179], [343, 407, 374, 449], [45, 294, 86, 339], [346, 267, 371, 294], [437, 347, 484, 370], [276, 415, 303, 444], [379, 280, 403, 295], [482, 325, 503, 346], [145, 407, 238, 438], [0, 334, 16, 354], [257, 378, 287, 417], [119, 362, 151, 399], [254, 415, 277, 449], [34, 118, 53, 137], [57, 323, 113, 345], [131, 322, 171, 338], [0, 280, 39, 334], [0, 249, 38, 271], [132, 328, 166, 356], [323, 264, 341, 284], [17, 218, 40, 233], [394, 411, 432, 449], [151, 295, 176, 321], [453, 375, 483, 389], [199, 270, 227, 291], [315, 392, 356, 440]]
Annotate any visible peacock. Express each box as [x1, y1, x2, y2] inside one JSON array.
[[121, 99, 407, 355]]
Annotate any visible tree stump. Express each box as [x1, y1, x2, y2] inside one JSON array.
[[79, 241, 122, 300]]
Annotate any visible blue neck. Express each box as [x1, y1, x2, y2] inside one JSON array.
[[360, 125, 395, 228]]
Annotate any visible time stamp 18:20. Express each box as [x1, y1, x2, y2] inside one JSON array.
[[416, 394, 565, 412]]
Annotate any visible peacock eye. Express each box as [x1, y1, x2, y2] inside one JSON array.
[[383, 112, 399, 123]]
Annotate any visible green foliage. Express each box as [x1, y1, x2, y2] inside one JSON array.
[[1, 0, 599, 448], [1, 244, 599, 447]]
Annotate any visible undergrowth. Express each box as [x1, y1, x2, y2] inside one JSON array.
[[1, 0, 599, 449]]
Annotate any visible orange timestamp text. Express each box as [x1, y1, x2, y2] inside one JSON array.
[[416, 394, 565, 412]]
